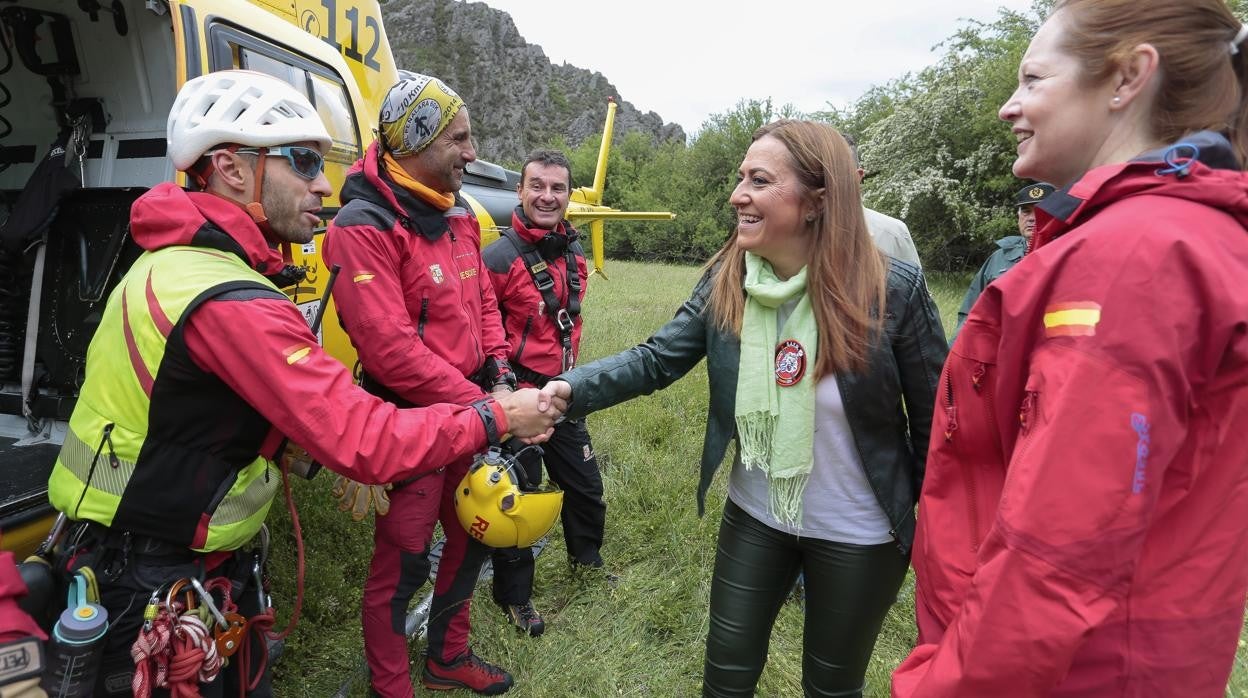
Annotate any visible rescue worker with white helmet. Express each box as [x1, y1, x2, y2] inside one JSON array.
[[45, 69, 561, 696]]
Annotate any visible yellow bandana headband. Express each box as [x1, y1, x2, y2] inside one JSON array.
[[378, 72, 464, 156]]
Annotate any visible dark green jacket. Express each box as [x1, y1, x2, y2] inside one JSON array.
[[955, 235, 1027, 336], [562, 259, 948, 553]]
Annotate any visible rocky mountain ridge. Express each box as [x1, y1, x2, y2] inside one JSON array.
[[380, 0, 686, 164]]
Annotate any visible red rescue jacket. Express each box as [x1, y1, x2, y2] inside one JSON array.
[[129, 183, 500, 485], [323, 143, 511, 406], [894, 133, 1248, 697], [481, 208, 588, 384]]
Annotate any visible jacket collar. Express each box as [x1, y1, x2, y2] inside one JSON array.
[[340, 141, 459, 241], [509, 205, 575, 245], [1033, 131, 1248, 251], [129, 182, 289, 277]]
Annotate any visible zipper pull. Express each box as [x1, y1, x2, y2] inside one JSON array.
[[1019, 391, 1038, 434], [104, 423, 120, 469], [944, 405, 959, 441], [971, 362, 987, 391]]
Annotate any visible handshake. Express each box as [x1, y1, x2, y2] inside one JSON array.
[[329, 380, 578, 521], [492, 380, 574, 443]]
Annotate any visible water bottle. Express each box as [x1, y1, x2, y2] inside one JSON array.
[[40, 572, 108, 698]]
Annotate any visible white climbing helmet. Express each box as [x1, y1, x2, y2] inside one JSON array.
[[167, 69, 332, 171]]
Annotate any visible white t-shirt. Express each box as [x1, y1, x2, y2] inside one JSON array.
[[727, 298, 894, 544]]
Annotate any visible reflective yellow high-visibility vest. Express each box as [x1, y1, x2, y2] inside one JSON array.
[[48, 245, 285, 552]]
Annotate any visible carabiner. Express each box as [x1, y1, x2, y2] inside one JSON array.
[[189, 578, 227, 628], [165, 578, 196, 615]]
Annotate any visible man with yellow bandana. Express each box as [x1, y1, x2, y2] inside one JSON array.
[[323, 72, 517, 696]]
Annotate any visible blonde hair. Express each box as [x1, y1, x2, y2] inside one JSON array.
[[1055, 0, 1248, 163], [706, 119, 886, 378]]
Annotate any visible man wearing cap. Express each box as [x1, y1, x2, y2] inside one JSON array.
[[954, 182, 1056, 335], [44, 69, 558, 697], [322, 72, 516, 696]]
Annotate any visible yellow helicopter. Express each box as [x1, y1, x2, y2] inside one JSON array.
[[0, 0, 672, 556]]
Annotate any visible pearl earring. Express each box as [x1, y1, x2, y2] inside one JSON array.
[[1112, 96, 1121, 105]]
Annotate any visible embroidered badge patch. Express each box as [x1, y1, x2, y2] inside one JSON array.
[[0, 637, 43, 684], [1043, 301, 1101, 337], [430, 264, 445, 284], [774, 339, 807, 387]]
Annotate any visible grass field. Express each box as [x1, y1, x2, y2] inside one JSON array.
[[268, 260, 1248, 697]]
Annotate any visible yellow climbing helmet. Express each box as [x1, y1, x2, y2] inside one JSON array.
[[454, 448, 563, 548]]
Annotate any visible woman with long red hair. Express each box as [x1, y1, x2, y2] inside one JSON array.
[[547, 119, 948, 696], [895, 1, 1248, 695]]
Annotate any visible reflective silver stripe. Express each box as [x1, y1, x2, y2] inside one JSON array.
[[62, 428, 276, 528], [209, 463, 281, 527], [58, 428, 135, 496], [446, 207, 469, 218]]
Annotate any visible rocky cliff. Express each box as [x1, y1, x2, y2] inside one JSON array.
[[379, 0, 686, 164]]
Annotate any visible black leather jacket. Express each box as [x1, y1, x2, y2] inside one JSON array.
[[562, 259, 948, 553]]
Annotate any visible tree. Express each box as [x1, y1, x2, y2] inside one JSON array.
[[544, 0, 1248, 271], [817, 2, 1050, 269]]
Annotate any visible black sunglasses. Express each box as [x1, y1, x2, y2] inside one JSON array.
[[235, 145, 325, 180]]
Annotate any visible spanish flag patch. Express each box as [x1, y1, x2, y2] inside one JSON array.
[[284, 343, 312, 366], [1043, 301, 1101, 337]]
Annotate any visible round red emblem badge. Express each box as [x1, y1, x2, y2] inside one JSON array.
[[774, 339, 806, 387]]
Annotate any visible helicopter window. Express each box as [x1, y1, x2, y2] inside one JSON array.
[[308, 73, 358, 163], [239, 48, 309, 101], [206, 23, 361, 164], [0, 2, 177, 191]]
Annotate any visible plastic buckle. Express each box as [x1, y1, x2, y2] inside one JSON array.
[[555, 308, 574, 332]]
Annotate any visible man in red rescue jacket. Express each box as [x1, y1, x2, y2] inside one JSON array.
[[481, 150, 610, 638], [44, 70, 558, 697], [322, 72, 517, 696]]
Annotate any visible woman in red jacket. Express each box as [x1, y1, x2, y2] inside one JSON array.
[[894, 1, 1248, 696]]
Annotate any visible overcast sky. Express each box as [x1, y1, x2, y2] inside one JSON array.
[[478, 0, 1039, 136]]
